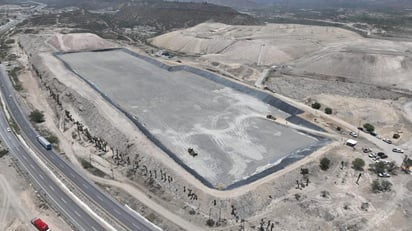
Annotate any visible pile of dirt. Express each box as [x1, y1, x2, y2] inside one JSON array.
[[46, 33, 116, 52], [291, 41, 412, 90], [150, 22, 361, 65]]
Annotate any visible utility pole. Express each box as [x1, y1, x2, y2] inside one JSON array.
[[356, 173, 362, 185]]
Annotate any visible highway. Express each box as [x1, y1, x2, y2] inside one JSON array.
[[0, 66, 158, 230], [0, 73, 105, 230]]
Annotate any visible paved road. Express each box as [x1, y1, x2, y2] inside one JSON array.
[[0, 83, 105, 230], [0, 65, 158, 231]]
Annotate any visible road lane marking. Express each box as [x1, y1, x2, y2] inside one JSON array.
[[22, 155, 27, 160], [29, 163, 34, 169], [82, 183, 89, 189], [61, 198, 67, 204], [49, 185, 55, 192], [39, 174, 44, 180], [97, 195, 104, 201], [113, 209, 121, 215], [91, 226, 98, 231], [74, 210, 81, 217], [70, 173, 76, 178]]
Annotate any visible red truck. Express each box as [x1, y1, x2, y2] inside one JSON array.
[[31, 218, 50, 231]]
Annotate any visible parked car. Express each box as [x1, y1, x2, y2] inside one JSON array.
[[392, 148, 404, 153], [378, 172, 390, 177], [383, 138, 392, 144], [349, 131, 358, 138], [362, 147, 372, 153], [357, 127, 364, 131], [368, 153, 376, 158], [369, 131, 377, 136], [376, 152, 388, 159]]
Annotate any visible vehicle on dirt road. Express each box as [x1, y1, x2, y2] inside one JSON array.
[[349, 131, 358, 137]]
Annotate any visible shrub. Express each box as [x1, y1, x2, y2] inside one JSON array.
[[46, 134, 59, 144], [0, 149, 9, 158], [393, 133, 400, 139], [363, 123, 375, 133], [80, 159, 92, 169], [321, 190, 330, 198], [336, 126, 342, 131], [320, 157, 331, 170], [324, 107, 332, 114], [311, 102, 321, 109], [386, 161, 397, 173], [206, 219, 215, 227], [352, 158, 365, 171], [370, 161, 386, 174], [29, 110, 45, 123], [300, 168, 309, 175], [372, 179, 392, 193], [381, 180, 392, 191], [371, 179, 381, 193]]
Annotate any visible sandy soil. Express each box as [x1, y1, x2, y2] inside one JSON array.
[[0, 155, 71, 231], [151, 23, 412, 92], [150, 23, 361, 65], [310, 94, 412, 144], [46, 33, 117, 52]]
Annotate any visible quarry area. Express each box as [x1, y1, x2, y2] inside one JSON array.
[[0, 3, 411, 231]]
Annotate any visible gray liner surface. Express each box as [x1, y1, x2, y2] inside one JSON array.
[[55, 48, 328, 190]]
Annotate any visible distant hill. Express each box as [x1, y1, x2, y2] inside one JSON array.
[[111, 2, 259, 30], [168, 0, 412, 10]]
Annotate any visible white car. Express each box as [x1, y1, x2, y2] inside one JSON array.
[[349, 131, 358, 138], [383, 138, 392, 144], [6, 127, 11, 132], [392, 148, 404, 153], [378, 172, 390, 177]]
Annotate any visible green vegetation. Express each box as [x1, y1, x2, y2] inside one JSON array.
[[46, 134, 59, 144], [29, 110, 45, 123], [352, 158, 365, 171], [363, 123, 375, 133], [8, 67, 23, 91], [0, 149, 9, 158], [369, 161, 397, 174], [4, 39, 15, 44], [80, 158, 93, 168], [300, 168, 309, 175], [8, 118, 20, 134], [324, 107, 332, 114], [311, 102, 321, 110], [371, 179, 392, 193], [80, 158, 106, 177], [320, 157, 331, 171]]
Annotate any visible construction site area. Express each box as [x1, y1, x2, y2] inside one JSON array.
[[0, 3, 411, 231]]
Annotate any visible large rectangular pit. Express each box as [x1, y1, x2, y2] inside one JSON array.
[[57, 49, 326, 189]]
